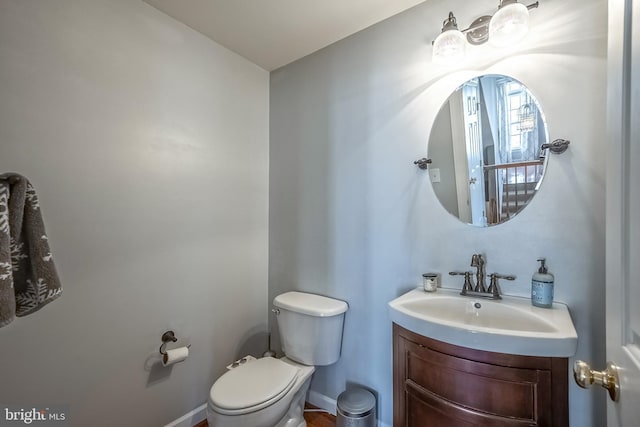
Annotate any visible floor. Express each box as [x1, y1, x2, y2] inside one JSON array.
[[301, 408, 337, 427], [194, 404, 336, 427]]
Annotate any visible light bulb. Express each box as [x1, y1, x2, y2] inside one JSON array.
[[433, 29, 466, 64], [432, 13, 466, 65], [489, 2, 529, 47]]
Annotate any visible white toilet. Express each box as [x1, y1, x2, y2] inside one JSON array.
[[207, 291, 348, 427]]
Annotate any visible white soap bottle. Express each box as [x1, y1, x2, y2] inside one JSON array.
[[531, 258, 554, 308]]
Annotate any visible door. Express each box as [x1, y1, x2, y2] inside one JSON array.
[[461, 80, 486, 226], [449, 89, 473, 223], [606, 0, 640, 425]]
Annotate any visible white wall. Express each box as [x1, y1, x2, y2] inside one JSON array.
[[270, 0, 607, 426], [0, 0, 269, 425]]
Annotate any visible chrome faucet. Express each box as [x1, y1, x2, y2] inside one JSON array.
[[470, 254, 486, 292], [449, 254, 516, 300]]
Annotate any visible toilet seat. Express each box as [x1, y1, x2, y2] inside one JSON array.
[[209, 357, 299, 416]]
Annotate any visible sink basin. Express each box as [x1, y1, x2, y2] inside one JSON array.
[[388, 288, 578, 357]]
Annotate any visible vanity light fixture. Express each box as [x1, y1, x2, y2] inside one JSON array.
[[432, 12, 466, 65], [432, 1, 539, 63]]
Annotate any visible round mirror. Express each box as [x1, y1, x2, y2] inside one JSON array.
[[428, 74, 549, 227]]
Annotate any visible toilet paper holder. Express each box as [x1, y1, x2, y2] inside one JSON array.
[[159, 330, 191, 355]]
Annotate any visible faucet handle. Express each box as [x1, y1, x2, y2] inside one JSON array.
[[487, 273, 516, 299], [449, 271, 475, 294], [490, 273, 515, 281]]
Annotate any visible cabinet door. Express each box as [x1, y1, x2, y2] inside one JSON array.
[[404, 339, 551, 423], [393, 324, 568, 427]]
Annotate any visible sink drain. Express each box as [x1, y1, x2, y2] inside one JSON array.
[[474, 302, 482, 309]]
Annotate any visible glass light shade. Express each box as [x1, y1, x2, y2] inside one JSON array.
[[489, 2, 529, 47], [432, 29, 466, 64]]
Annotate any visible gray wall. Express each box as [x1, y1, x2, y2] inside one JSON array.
[[0, 0, 269, 425], [269, 0, 607, 426]]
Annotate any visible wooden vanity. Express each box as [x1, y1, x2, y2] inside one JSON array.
[[393, 323, 569, 426]]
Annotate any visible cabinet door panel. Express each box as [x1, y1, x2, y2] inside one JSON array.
[[406, 384, 537, 427], [405, 340, 550, 421]]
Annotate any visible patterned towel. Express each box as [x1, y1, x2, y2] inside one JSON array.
[[0, 173, 62, 327]]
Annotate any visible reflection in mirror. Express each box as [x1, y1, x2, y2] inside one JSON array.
[[428, 75, 549, 227]]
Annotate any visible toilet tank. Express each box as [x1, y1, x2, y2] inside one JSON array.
[[273, 292, 348, 366]]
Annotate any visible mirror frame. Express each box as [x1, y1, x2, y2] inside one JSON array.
[[427, 74, 550, 227]]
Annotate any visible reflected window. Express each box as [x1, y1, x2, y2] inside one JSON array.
[[503, 81, 537, 164]]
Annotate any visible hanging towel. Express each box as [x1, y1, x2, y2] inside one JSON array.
[[0, 173, 62, 327]]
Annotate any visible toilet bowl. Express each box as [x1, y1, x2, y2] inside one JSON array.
[[207, 357, 314, 427], [206, 292, 348, 427]]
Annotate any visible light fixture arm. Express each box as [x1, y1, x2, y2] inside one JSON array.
[[441, 12, 459, 32], [498, 0, 519, 8]]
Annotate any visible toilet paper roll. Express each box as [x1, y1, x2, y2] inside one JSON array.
[[162, 347, 189, 367]]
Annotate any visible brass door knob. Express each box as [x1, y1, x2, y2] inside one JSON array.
[[573, 360, 620, 402]]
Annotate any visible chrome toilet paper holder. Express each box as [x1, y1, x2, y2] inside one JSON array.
[[159, 330, 191, 355]]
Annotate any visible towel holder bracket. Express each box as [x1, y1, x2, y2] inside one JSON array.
[[161, 330, 177, 344]]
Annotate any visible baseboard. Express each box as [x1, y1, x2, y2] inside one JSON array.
[[306, 390, 337, 416], [164, 403, 207, 427], [307, 390, 391, 427], [165, 393, 392, 427]]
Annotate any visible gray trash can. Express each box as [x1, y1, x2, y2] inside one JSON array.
[[336, 387, 376, 427]]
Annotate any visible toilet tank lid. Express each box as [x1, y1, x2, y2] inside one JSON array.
[[273, 292, 348, 317]]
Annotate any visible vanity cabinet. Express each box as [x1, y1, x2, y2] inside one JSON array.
[[393, 324, 568, 427]]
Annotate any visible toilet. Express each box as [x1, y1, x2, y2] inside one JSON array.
[[207, 291, 348, 427]]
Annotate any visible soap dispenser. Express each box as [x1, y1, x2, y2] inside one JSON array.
[[531, 258, 554, 308]]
